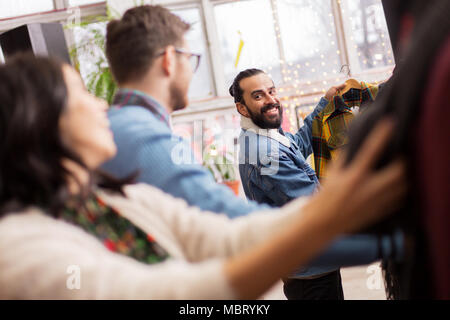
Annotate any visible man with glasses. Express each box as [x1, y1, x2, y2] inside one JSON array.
[[102, 5, 269, 217], [232, 69, 346, 300]]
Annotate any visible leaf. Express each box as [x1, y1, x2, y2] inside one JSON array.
[[95, 71, 108, 100], [104, 71, 118, 104]]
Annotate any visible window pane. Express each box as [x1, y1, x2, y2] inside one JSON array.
[[68, 0, 104, 7], [202, 113, 241, 179], [0, 0, 54, 19], [344, 0, 395, 70], [214, 0, 282, 88], [173, 113, 242, 174], [277, 0, 342, 82], [172, 8, 215, 100], [172, 120, 204, 164]]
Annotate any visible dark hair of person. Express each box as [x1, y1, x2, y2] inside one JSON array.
[[0, 54, 135, 218], [105, 5, 190, 85], [229, 68, 265, 104], [344, 0, 450, 299]]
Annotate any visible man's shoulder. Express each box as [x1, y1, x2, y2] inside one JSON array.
[[108, 105, 158, 122], [108, 106, 171, 135]]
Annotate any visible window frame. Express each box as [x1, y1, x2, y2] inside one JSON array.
[[0, 1, 107, 32]]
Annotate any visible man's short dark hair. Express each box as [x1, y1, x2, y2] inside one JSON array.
[[106, 5, 190, 84], [229, 68, 265, 104]]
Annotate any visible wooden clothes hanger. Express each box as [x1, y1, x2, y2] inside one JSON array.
[[340, 79, 362, 95], [338, 65, 362, 95]]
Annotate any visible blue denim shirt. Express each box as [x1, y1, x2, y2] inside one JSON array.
[[102, 89, 269, 219], [238, 97, 339, 278]]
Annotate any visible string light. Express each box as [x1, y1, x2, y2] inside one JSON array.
[[267, 0, 394, 131]]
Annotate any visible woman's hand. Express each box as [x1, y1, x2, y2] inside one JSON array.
[[307, 119, 408, 235], [325, 83, 347, 101]]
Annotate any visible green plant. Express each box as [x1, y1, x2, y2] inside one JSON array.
[[67, 14, 115, 104], [202, 145, 237, 183]]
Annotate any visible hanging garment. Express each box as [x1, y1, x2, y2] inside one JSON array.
[[311, 82, 380, 180]]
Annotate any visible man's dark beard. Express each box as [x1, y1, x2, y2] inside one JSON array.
[[245, 102, 283, 129]]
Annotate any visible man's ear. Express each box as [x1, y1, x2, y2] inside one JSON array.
[[161, 46, 176, 77], [236, 102, 250, 118]]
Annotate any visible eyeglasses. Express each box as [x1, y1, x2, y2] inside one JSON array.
[[156, 48, 202, 73], [174, 48, 201, 73]]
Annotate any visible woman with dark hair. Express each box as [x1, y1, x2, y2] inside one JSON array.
[[0, 54, 406, 299], [345, 0, 450, 299]]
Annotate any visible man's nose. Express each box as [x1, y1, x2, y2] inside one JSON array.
[[265, 94, 277, 105]]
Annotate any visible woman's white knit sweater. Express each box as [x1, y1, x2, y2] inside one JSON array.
[[0, 183, 308, 300]]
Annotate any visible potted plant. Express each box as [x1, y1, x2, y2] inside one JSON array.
[[202, 144, 240, 195]]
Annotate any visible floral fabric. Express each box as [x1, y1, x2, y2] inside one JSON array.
[[60, 194, 169, 264]]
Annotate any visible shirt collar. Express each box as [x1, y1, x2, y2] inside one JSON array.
[[112, 89, 171, 127], [240, 116, 291, 148], [323, 82, 379, 123]]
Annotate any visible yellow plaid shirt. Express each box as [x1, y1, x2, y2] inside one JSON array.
[[312, 82, 380, 180]]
